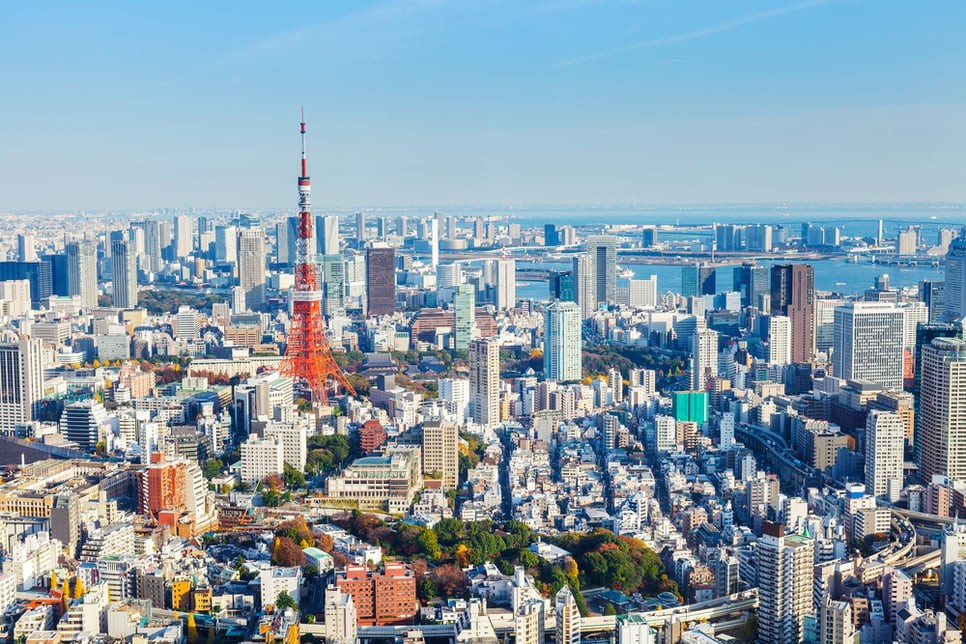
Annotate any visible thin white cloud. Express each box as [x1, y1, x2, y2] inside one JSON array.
[[553, 0, 834, 67]]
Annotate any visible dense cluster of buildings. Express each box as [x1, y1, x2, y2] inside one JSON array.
[[0, 202, 963, 644]]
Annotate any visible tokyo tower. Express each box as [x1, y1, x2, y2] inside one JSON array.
[[280, 110, 355, 405]]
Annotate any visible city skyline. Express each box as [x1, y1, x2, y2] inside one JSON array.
[[1, 1, 964, 211]]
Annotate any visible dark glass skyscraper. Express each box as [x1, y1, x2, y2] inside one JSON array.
[[366, 247, 396, 316], [770, 264, 815, 363]]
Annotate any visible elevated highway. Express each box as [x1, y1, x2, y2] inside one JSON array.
[[580, 590, 759, 633]]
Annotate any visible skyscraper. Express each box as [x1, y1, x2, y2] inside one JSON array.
[[771, 264, 815, 363], [215, 225, 238, 263], [469, 338, 500, 428], [864, 410, 904, 502], [365, 247, 396, 316], [0, 340, 43, 434], [833, 302, 904, 389], [356, 211, 367, 244], [918, 337, 966, 483], [682, 263, 716, 298], [317, 215, 340, 256], [944, 232, 966, 321], [421, 420, 459, 491], [641, 227, 658, 248], [549, 270, 575, 303], [143, 220, 164, 273], [452, 284, 477, 351], [586, 235, 617, 307], [733, 262, 769, 308], [277, 216, 299, 266], [17, 234, 37, 262], [110, 239, 137, 309], [494, 259, 516, 310], [174, 215, 193, 257], [573, 254, 596, 318], [237, 229, 267, 311], [66, 240, 98, 310], [544, 224, 559, 247], [544, 301, 582, 382], [756, 521, 813, 644], [766, 315, 792, 366], [920, 280, 946, 323]]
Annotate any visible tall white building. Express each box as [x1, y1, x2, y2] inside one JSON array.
[[555, 586, 581, 644], [438, 378, 470, 421], [215, 226, 238, 263], [767, 315, 792, 366], [690, 329, 718, 391], [628, 275, 658, 309], [654, 415, 677, 453], [720, 412, 736, 450], [237, 228, 266, 311], [573, 253, 596, 318], [317, 215, 340, 255], [324, 584, 357, 644], [174, 306, 199, 340], [494, 259, 516, 310], [469, 338, 500, 428], [757, 522, 813, 644], [67, 240, 98, 310], [864, 410, 904, 503], [819, 594, 856, 644], [544, 301, 582, 382], [832, 302, 905, 390], [918, 337, 966, 483], [264, 422, 308, 472], [0, 340, 43, 435], [174, 215, 193, 257], [240, 433, 284, 485], [901, 301, 929, 351], [111, 239, 137, 309], [421, 420, 459, 491]]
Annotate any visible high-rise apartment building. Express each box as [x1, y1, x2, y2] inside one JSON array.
[[572, 254, 596, 318], [864, 410, 904, 502], [544, 301, 582, 382], [766, 315, 792, 366], [324, 584, 358, 644], [833, 302, 904, 389], [690, 329, 718, 391], [143, 220, 164, 273], [174, 215, 193, 257], [756, 521, 813, 644], [365, 247, 396, 316], [66, 240, 98, 310], [237, 229, 266, 311], [110, 239, 137, 309], [770, 264, 815, 362], [0, 340, 43, 435], [469, 338, 500, 428], [918, 337, 966, 483], [214, 226, 237, 263], [555, 586, 581, 644], [945, 232, 966, 321], [814, 297, 844, 352], [421, 420, 459, 491], [452, 284, 477, 351], [494, 259, 516, 310]]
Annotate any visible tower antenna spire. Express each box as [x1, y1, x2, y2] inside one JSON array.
[[280, 110, 355, 405]]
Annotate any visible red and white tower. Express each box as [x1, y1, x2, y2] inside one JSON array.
[[280, 110, 355, 405]]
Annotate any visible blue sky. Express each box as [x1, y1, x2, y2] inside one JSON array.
[[1, 0, 964, 211]]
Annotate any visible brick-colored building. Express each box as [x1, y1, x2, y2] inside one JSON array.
[[136, 454, 186, 516], [358, 420, 387, 454], [334, 562, 417, 626]]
